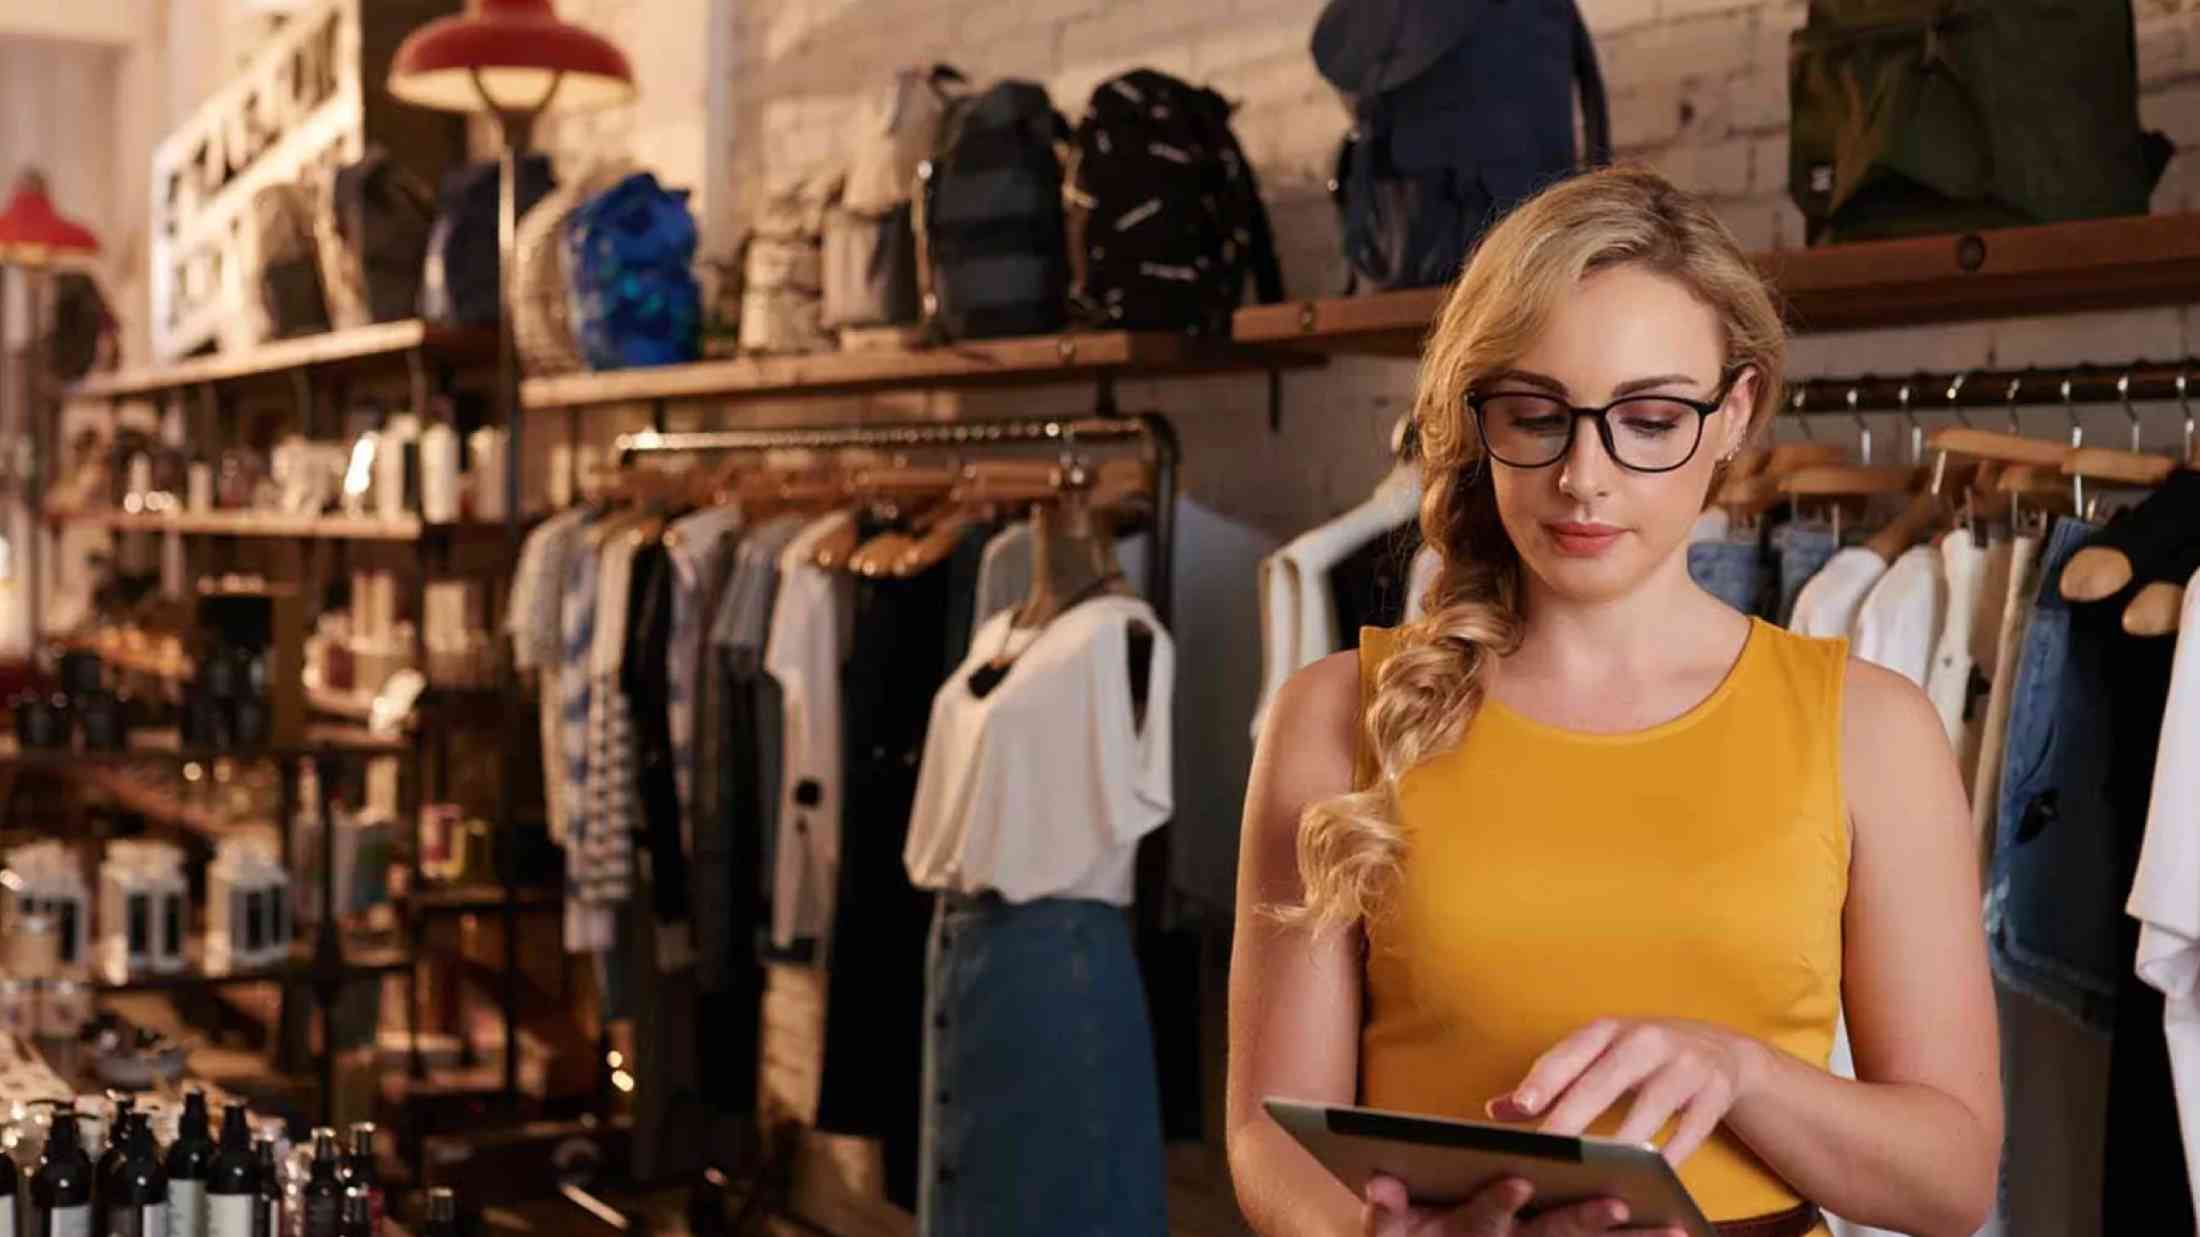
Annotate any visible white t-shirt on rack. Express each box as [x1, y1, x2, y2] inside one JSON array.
[[903, 594, 1174, 907], [1786, 546, 1886, 640], [2125, 569, 2200, 1210], [762, 511, 855, 950], [1851, 544, 1947, 688]]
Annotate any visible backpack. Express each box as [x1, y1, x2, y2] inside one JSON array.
[[224, 182, 328, 352], [1789, 1, 2171, 245], [1313, 0, 1611, 292], [422, 156, 557, 327], [740, 171, 838, 355], [1065, 69, 1284, 335], [566, 172, 703, 370], [822, 65, 967, 337], [515, 160, 639, 376], [315, 151, 438, 330], [46, 271, 116, 382], [916, 80, 1071, 340]]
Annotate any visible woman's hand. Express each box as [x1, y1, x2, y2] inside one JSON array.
[[1491, 1018, 1767, 1167], [1361, 1175, 1685, 1237]]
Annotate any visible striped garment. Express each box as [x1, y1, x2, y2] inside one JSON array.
[[583, 528, 644, 911], [559, 537, 612, 952], [663, 505, 745, 849]]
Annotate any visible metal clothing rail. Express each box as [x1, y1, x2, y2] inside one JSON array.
[[611, 412, 1183, 626], [1784, 359, 2200, 418]]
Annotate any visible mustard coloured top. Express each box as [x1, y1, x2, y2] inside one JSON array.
[[1354, 618, 1849, 1222]]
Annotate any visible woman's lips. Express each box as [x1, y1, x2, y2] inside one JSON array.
[[1545, 521, 1626, 557]]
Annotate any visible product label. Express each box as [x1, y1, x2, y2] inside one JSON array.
[[170, 1182, 206, 1237], [0, 1193, 15, 1237], [106, 1203, 168, 1237], [35, 1203, 90, 1237], [303, 1195, 336, 1237], [207, 1194, 254, 1237]]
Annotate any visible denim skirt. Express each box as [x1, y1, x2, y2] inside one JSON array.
[[919, 894, 1168, 1237]]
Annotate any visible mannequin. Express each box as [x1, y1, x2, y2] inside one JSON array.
[[2059, 469, 2200, 636]]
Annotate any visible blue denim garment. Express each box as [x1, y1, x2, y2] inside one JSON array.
[[1986, 517, 2116, 1033], [1688, 539, 1766, 616], [920, 895, 1167, 1237], [1772, 523, 1838, 626]]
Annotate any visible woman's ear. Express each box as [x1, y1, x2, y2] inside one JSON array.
[[1717, 368, 1763, 461]]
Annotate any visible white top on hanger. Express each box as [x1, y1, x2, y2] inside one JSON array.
[[1251, 465, 1422, 737], [2126, 568, 2200, 1211], [1788, 546, 1887, 640], [903, 595, 1174, 907], [763, 511, 856, 951], [1851, 544, 1947, 688]]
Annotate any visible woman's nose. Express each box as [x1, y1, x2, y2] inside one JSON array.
[[1557, 414, 1616, 500]]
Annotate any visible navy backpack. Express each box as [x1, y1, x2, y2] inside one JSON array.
[[1313, 0, 1612, 291]]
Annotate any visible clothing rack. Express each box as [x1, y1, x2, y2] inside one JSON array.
[[611, 412, 1184, 627], [1783, 359, 2200, 419]]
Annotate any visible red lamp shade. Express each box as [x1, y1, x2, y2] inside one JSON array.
[[388, 0, 635, 115], [0, 171, 98, 266]]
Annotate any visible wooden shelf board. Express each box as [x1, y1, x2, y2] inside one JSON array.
[[73, 763, 267, 838], [68, 321, 495, 401], [58, 635, 189, 683], [400, 885, 563, 916], [520, 330, 1311, 410], [90, 938, 410, 995], [45, 508, 502, 542], [0, 723, 409, 768], [1232, 212, 2200, 354]]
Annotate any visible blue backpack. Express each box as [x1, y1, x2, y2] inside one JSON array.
[[565, 173, 703, 370], [1313, 0, 1612, 291]]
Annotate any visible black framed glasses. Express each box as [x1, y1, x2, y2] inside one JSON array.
[[1467, 369, 1746, 474]]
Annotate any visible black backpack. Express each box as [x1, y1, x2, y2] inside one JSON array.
[[916, 80, 1070, 340], [421, 156, 557, 327], [1065, 69, 1285, 335], [1789, 1, 2171, 245], [320, 150, 439, 328], [1314, 0, 1611, 291]]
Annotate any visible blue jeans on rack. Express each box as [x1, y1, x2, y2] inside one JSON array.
[[1986, 516, 2117, 1034], [919, 894, 1167, 1237], [1772, 523, 1837, 626], [1688, 539, 1765, 616]]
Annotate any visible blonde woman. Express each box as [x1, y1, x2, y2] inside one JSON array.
[[1227, 167, 1999, 1237]]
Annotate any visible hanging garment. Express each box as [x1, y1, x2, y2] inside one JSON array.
[[1689, 534, 1767, 616], [1772, 523, 1839, 628], [1850, 543, 1946, 688], [1926, 532, 1989, 751], [1970, 535, 2042, 874], [1786, 546, 1886, 640], [918, 895, 1167, 1237], [904, 595, 1173, 905], [1993, 982, 2109, 1237], [623, 543, 693, 971], [2126, 568, 2200, 1213], [762, 512, 856, 952], [585, 524, 650, 914], [1987, 518, 2115, 1031], [664, 505, 745, 851], [507, 507, 593, 844], [813, 527, 991, 1211], [1251, 466, 1421, 737]]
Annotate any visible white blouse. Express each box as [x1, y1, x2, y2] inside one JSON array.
[[903, 595, 1174, 906]]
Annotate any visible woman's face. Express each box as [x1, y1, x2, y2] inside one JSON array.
[[1479, 263, 1758, 605]]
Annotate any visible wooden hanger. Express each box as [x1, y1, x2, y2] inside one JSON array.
[[1776, 464, 1915, 499]]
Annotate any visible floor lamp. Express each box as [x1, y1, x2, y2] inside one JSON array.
[[388, 0, 635, 1108], [0, 170, 100, 664]]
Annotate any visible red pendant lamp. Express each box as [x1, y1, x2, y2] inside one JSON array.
[[0, 171, 98, 266], [387, 0, 635, 116]]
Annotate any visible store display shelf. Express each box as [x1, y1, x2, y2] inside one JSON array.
[[1233, 211, 2200, 353], [520, 329, 1315, 410], [0, 723, 410, 768], [91, 939, 412, 995], [58, 635, 190, 683], [399, 884, 563, 917], [44, 507, 502, 543], [72, 763, 269, 838], [66, 321, 496, 401]]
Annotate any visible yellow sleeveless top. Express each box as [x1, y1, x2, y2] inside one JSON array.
[[1355, 618, 1848, 1222]]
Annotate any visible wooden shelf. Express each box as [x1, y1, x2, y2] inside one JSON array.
[[1233, 212, 2200, 354], [45, 508, 500, 542], [0, 723, 409, 768], [59, 635, 190, 683], [520, 330, 1311, 410], [93, 938, 412, 995], [73, 764, 267, 838], [67, 320, 495, 401], [400, 885, 563, 917]]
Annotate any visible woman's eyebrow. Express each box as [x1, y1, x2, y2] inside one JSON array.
[[1484, 369, 1706, 397]]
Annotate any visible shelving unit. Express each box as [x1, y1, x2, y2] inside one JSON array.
[[44, 508, 504, 543], [71, 763, 269, 838], [92, 939, 412, 995], [1233, 211, 2200, 353], [69, 320, 494, 400]]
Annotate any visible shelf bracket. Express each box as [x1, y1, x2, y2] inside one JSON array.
[[1268, 367, 1284, 434], [407, 347, 431, 416], [1093, 373, 1119, 419], [289, 369, 312, 429], [651, 398, 669, 434]]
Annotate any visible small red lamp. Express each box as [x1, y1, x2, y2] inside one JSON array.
[[0, 170, 100, 267]]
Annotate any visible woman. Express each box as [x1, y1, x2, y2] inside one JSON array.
[[1226, 167, 2000, 1237]]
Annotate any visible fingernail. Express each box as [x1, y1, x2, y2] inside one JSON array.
[[1513, 1088, 1539, 1111], [1608, 1203, 1630, 1224]]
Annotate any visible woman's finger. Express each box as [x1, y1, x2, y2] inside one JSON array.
[[1609, 1064, 1697, 1148], [1659, 1092, 1727, 1168], [1507, 1021, 1626, 1118], [1538, 1031, 1668, 1137], [1441, 1175, 1533, 1234], [1520, 1196, 1633, 1236]]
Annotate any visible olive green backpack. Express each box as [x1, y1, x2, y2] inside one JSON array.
[[1789, 1, 2172, 245]]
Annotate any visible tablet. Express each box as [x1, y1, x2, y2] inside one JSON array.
[[1264, 1098, 1717, 1237]]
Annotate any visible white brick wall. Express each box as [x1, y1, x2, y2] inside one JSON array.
[[513, 0, 2200, 523]]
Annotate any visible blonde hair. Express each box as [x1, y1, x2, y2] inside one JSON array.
[[1286, 165, 1789, 932]]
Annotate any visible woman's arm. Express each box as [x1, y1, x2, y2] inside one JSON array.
[[1227, 652, 1371, 1237], [1502, 660, 2001, 1237]]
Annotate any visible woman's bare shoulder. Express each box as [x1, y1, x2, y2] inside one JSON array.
[[1253, 650, 1366, 807]]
